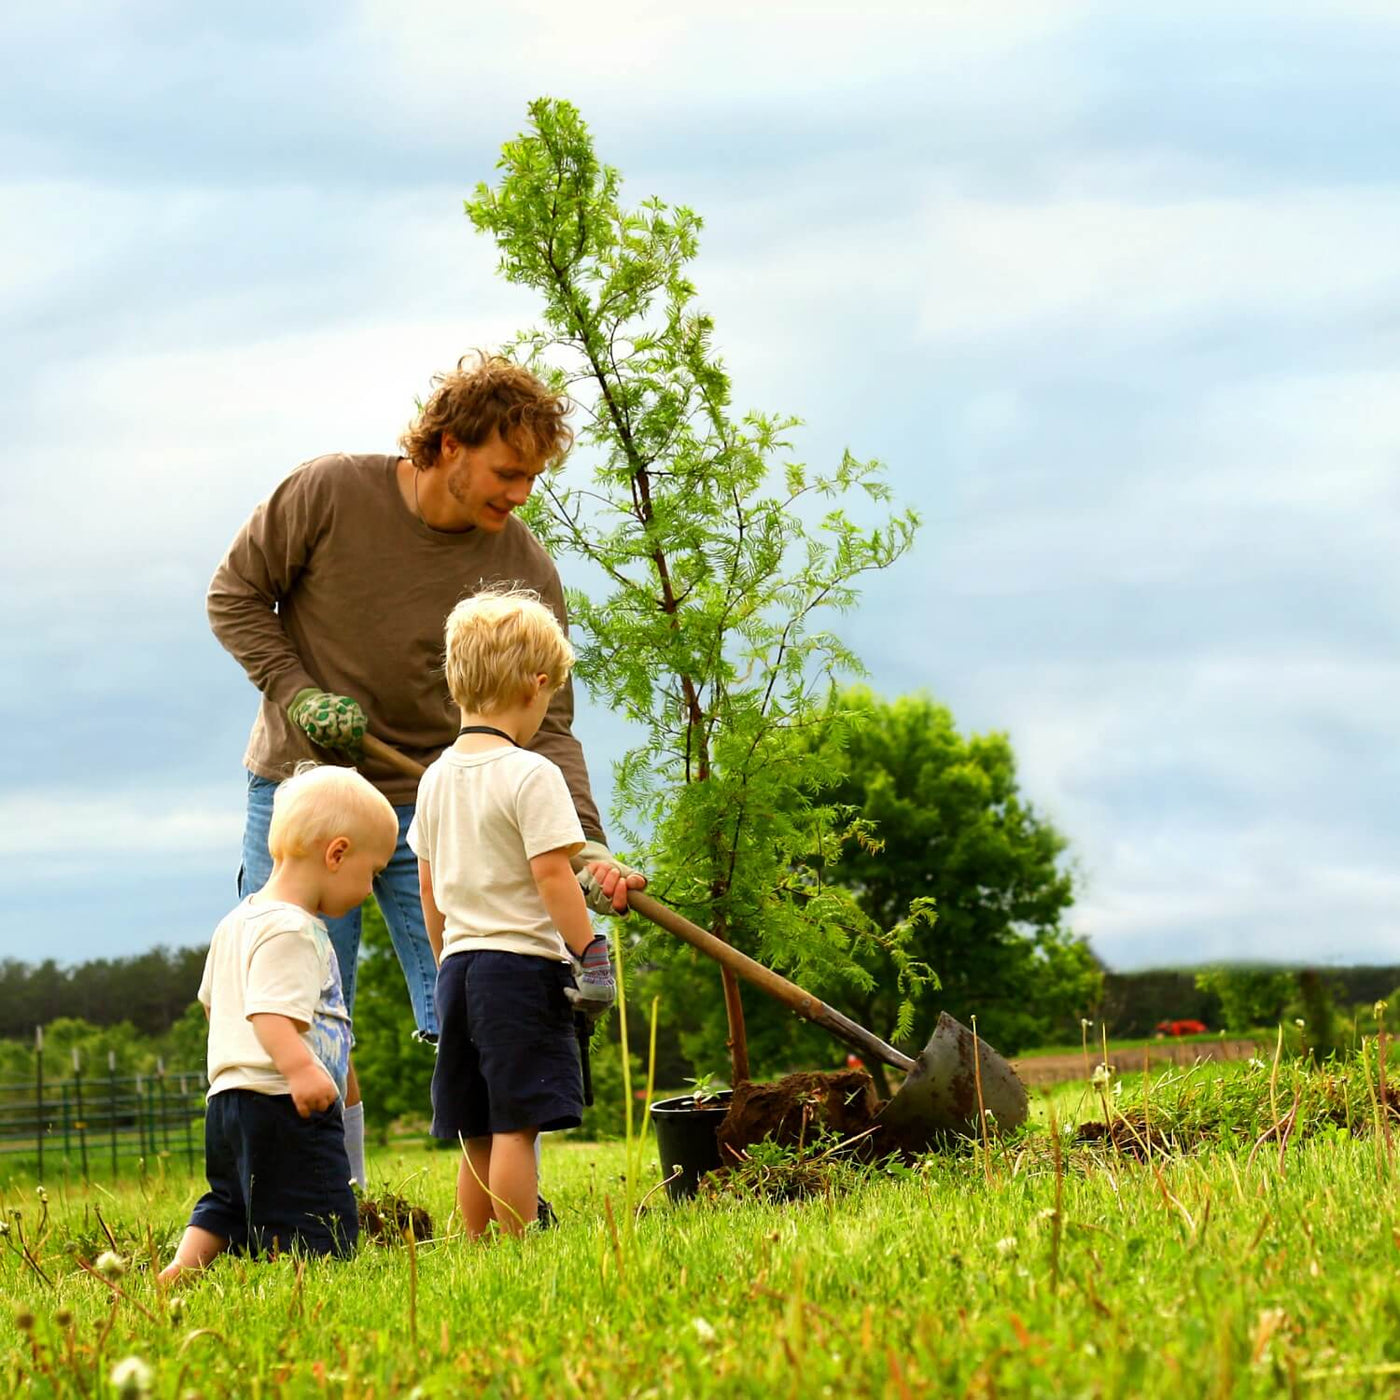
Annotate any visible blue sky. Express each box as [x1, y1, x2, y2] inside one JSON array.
[[2, 1, 1396, 972]]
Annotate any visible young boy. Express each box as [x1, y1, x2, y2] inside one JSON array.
[[160, 764, 399, 1282], [408, 588, 616, 1238]]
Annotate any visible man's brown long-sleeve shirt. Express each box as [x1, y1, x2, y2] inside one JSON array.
[[207, 452, 604, 838]]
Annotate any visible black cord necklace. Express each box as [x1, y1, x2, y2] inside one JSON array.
[[457, 725, 520, 747]]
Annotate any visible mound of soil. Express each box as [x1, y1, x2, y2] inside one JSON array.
[[358, 1191, 433, 1246], [717, 1069, 881, 1163]]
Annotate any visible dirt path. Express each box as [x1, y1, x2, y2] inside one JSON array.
[[1011, 1038, 1263, 1088]]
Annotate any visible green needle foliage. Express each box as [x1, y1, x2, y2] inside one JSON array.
[[466, 98, 929, 1079]]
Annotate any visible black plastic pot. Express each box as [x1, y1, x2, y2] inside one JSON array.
[[650, 1091, 733, 1202]]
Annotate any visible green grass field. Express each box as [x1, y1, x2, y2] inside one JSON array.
[[3, 1055, 1398, 1398]]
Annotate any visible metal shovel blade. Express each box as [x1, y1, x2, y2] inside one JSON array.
[[874, 1012, 1029, 1151]]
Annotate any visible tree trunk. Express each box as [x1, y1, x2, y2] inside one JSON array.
[[719, 965, 749, 1085], [711, 910, 750, 1083]]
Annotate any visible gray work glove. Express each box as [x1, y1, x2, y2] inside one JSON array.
[[288, 687, 368, 756], [576, 840, 645, 916], [565, 934, 615, 1020]]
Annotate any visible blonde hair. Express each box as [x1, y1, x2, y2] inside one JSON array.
[[399, 352, 574, 469], [267, 764, 399, 861], [444, 587, 575, 714]]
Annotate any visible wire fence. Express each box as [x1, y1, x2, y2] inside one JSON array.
[[0, 1030, 205, 1182]]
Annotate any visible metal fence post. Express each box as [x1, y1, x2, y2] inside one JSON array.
[[157, 1057, 171, 1155], [73, 1047, 90, 1184], [35, 1026, 44, 1184], [108, 1050, 119, 1179], [135, 1073, 146, 1162], [180, 1073, 195, 1171]]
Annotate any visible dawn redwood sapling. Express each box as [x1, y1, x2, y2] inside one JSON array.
[[466, 98, 931, 1083]]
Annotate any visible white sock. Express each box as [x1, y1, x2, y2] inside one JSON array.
[[343, 1101, 366, 1187]]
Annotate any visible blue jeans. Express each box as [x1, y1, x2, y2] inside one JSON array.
[[239, 772, 439, 1039]]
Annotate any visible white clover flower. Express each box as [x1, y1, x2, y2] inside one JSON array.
[[167, 1296, 185, 1322], [994, 1236, 1018, 1258], [691, 1316, 717, 1343], [1294, 1019, 1305, 1029], [95, 1251, 127, 1281], [1090, 1063, 1115, 1089], [111, 1355, 154, 1399]]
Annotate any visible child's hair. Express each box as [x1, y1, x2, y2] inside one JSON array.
[[444, 587, 575, 714], [267, 764, 399, 861]]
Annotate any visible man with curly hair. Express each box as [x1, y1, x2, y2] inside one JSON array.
[[208, 354, 644, 1186]]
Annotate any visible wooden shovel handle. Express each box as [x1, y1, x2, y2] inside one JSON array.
[[359, 732, 914, 1075], [609, 884, 916, 1076], [362, 733, 428, 781]]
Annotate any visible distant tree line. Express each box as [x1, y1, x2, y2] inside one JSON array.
[[1101, 965, 1400, 1040], [0, 947, 207, 1041]]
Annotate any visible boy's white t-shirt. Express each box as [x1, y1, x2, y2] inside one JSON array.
[[407, 746, 586, 963], [197, 897, 353, 1101]]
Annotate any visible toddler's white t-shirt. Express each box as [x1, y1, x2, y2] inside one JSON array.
[[407, 746, 586, 963], [198, 897, 352, 1101]]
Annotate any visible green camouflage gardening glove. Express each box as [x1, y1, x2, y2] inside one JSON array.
[[576, 840, 645, 916], [288, 687, 368, 756]]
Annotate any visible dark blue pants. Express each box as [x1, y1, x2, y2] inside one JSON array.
[[188, 1089, 358, 1258]]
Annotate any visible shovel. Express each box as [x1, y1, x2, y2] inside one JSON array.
[[361, 733, 1029, 1148]]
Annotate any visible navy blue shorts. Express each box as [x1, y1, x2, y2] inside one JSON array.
[[431, 950, 583, 1140], [188, 1089, 358, 1258]]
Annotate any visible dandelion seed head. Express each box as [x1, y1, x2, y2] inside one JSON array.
[[111, 1355, 154, 1399], [95, 1250, 127, 1280]]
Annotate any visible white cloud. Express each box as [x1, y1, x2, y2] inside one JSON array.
[[356, 0, 1089, 106], [0, 788, 242, 859], [953, 654, 1400, 967], [913, 185, 1400, 343]]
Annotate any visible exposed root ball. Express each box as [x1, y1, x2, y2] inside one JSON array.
[[717, 1069, 880, 1164]]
